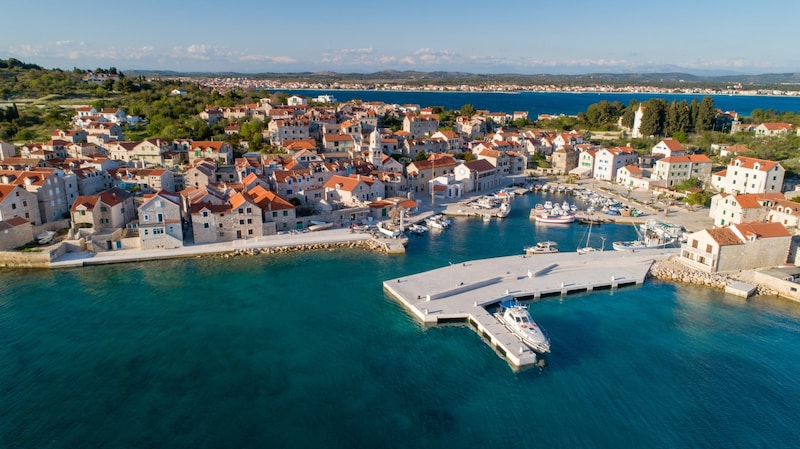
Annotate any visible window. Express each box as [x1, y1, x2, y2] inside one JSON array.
[[247, 218, 252, 224], [11, 203, 16, 210], [248, 229, 253, 235], [153, 228, 164, 235], [202, 211, 209, 217], [283, 210, 288, 216], [246, 207, 252, 213], [203, 223, 209, 228], [272, 211, 278, 218], [238, 208, 243, 214], [239, 219, 244, 225], [219, 223, 223, 228], [705, 244, 712, 253]]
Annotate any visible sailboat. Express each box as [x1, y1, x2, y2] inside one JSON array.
[[576, 221, 604, 254]]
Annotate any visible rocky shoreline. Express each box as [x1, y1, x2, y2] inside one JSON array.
[[220, 239, 388, 258], [648, 257, 777, 296]]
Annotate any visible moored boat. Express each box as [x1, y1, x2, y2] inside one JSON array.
[[494, 300, 551, 353], [408, 224, 428, 235], [524, 241, 558, 255], [534, 212, 575, 224], [496, 200, 511, 218]]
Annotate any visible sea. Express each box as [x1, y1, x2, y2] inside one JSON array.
[[1, 192, 799, 449], [270, 89, 800, 118]]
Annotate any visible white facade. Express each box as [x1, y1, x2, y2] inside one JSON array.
[[711, 156, 784, 195], [593, 147, 638, 181]]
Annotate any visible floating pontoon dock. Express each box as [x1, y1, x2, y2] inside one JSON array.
[[383, 249, 677, 368]]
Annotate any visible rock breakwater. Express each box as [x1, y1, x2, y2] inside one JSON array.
[[220, 239, 387, 259], [648, 258, 729, 289]]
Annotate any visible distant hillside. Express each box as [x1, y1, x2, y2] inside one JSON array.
[[126, 69, 800, 90]]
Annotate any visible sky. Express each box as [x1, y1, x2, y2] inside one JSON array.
[[3, 0, 799, 76]]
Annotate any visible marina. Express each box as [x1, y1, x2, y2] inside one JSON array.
[[384, 248, 677, 367]]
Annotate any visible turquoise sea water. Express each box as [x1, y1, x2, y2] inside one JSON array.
[[2, 193, 800, 448]]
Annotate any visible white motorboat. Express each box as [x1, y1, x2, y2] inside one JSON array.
[[494, 300, 551, 353], [524, 241, 558, 255], [407, 224, 428, 235], [496, 200, 511, 218], [308, 221, 334, 231]]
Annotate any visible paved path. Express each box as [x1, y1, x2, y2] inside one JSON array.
[[50, 229, 373, 268]]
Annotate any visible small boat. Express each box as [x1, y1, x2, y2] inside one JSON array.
[[496, 201, 511, 218], [425, 215, 450, 230], [577, 216, 604, 226], [36, 230, 56, 244], [612, 233, 675, 251], [524, 241, 558, 255], [482, 213, 492, 222], [534, 212, 575, 224], [494, 300, 551, 353], [576, 222, 605, 254], [408, 224, 428, 235], [308, 221, 334, 231]]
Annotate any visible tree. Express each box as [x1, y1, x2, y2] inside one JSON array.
[[693, 96, 716, 132], [459, 104, 476, 117], [414, 151, 428, 161], [620, 100, 638, 130], [638, 99, 667, 137]]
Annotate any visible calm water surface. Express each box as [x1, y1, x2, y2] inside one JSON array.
[[1, 193, 799, 448]]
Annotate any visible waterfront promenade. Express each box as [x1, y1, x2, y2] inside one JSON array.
[[49, 228, 378, 268]]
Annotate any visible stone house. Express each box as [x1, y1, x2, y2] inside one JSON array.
[[0, 216, 33, 250], [138, 190, 184, 250], [708, 192, 783, 227], [0, 184, 42, 225], [679, 222, 791, 273], [70, 187, 135, 233]]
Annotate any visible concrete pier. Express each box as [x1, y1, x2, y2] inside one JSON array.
[[384, 249, 677, 368]]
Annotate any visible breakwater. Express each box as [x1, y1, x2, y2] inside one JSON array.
[[648, 257, 778, 295], [219, 238, 394, 258]]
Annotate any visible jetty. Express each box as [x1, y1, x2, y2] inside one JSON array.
[[383, 249, 677, 368]]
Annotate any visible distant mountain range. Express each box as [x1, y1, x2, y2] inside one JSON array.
[[125, 69, 800, 88]]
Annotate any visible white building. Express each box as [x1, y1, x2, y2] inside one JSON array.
[[711, 156, 784, 195], [593, 146, 638, 181]]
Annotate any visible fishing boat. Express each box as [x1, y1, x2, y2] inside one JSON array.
[[534, 210, 575, 224], [494, 300, 551, 353], [524, 241, 558, 255]]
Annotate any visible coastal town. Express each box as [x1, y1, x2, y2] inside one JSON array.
[[2, 71, 800, 305]]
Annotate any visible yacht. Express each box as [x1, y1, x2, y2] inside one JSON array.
[[496, 200, 511, 218], [494, 301, 551, 353]]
